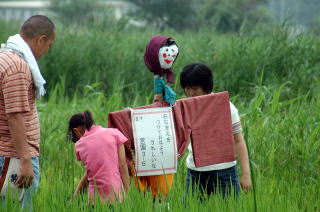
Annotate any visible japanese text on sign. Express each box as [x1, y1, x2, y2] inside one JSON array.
[[132, 107, 177, 176]]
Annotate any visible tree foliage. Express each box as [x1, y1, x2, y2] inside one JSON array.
[[48, 0, 112, 27], [127, 0, 195, 30], [126, 0, 272, 32], [194, 0, 272, 32]]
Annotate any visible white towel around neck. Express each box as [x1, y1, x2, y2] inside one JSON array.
[[1, 34, 46, 99]]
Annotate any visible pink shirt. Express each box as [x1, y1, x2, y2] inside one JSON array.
[[75, 125, 127, 202]]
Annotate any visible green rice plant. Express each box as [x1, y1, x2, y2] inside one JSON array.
[[13, 84, 316, 211], [0, 21, 319, 211]]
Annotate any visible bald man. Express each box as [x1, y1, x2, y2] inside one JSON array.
[[0, 15, 55, 209]]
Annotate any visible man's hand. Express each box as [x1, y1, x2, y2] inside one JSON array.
[[16, 158, 34, 188], [7, 112, 34, 188]]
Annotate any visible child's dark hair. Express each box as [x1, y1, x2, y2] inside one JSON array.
[[180, 63, 214, 94], [67, 110, 94, 143]]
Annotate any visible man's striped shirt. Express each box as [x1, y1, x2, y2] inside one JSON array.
[[0, 50, 40, 157]]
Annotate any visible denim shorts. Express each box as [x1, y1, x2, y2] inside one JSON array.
[[185, 165, 240, 200], [0, 156, 40, 210]]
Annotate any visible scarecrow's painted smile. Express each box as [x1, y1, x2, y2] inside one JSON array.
[[165, 59, 172, 64], [159, 44, 179, 69]]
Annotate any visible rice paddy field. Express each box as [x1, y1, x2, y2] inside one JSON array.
[[0, 21, 319, 211]]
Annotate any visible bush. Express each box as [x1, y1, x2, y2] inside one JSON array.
[[38, 26, 319, 101], [1, 22, 319, 102]]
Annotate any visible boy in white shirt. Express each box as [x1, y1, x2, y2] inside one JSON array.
[[180, 63, 251, 200]]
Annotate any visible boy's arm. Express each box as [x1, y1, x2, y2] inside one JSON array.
[[234, 132, 251, 192], [118, 144, 130, 192], [73, 172, 88, 198]]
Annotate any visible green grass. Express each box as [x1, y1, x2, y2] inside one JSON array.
[[3, 84, 318, 211], [39, 26, 320, 102], [0, 21, 319, 211], [1, 21, 319, 102]]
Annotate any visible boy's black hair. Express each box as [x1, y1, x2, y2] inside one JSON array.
[[180, 63, 214, 94], [67, 110, 95, 143]]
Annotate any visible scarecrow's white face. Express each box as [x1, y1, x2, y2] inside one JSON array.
[[158, 44, 179, 69]]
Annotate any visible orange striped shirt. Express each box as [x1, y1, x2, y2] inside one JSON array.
[[0, 50, 40, 157]]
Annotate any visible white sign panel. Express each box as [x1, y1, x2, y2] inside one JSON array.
[[131, 107, 177, 176]]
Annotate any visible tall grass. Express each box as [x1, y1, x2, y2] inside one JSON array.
[[44, 26, 320, 99], [2, 84, 317, 211], [1, 21, 319, 102], [0, 21, 319, 211]]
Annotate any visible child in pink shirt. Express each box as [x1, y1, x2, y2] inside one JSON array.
[[67, 111, 130, 205]]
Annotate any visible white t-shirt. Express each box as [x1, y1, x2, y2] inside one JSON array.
[[186, 102, 242, 171]]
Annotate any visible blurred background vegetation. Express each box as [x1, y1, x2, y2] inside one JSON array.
[[0, 0, 319, 104], [46, 0, 320, 32], [44, 0, 320, 32], [0, 1, 319, 211]]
